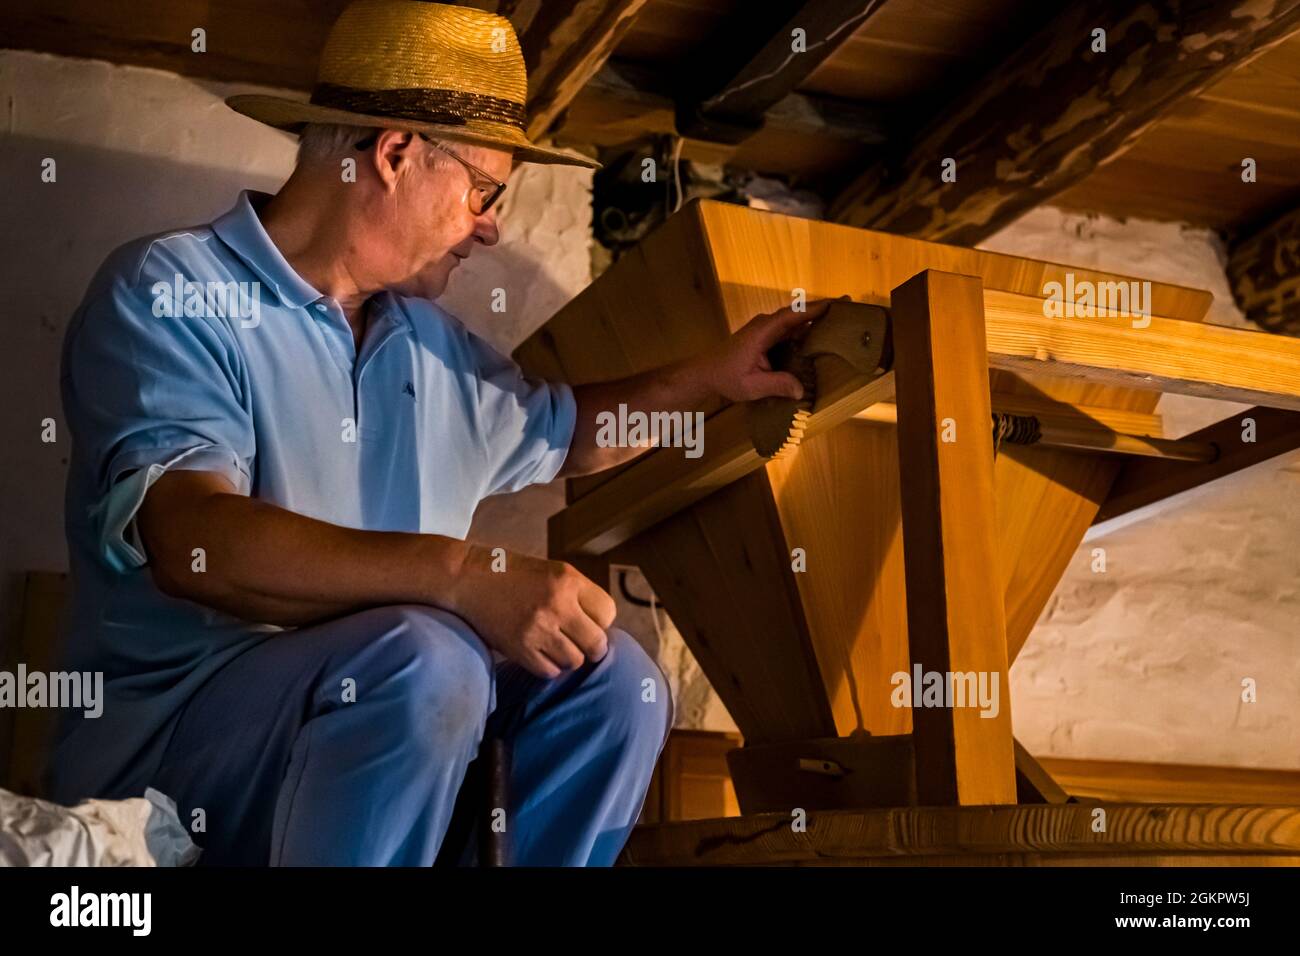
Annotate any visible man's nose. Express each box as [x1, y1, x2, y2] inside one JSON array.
[[473, 209, 499, 247]]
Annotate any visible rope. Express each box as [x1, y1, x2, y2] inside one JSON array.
[[991, 412, 1041, 456]]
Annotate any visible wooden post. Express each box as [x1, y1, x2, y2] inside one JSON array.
[[890, 270, 1016, 806]]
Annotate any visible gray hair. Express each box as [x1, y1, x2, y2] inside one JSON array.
[[296, 123, 446, 174]]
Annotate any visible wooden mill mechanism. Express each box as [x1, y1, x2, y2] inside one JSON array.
[[515, 199, 1300, 865]]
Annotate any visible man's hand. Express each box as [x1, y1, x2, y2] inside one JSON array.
[[451, 547, 617, 679], [704, 297, 839, 402], [563, 297, 844, 477]]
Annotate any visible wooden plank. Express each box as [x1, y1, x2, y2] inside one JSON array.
[[513, 0, 652, 140], [829, 0, 1300, 244], [1094, 406, 1300, 524], [1042, 758, 1300, 805], [891, 270, 1015, 807], [677, 0, 884, 141], [1228, 203, 1300, 337], [620, 472, 837, 744], [766, 424, 911, 738], [983, 289, 1300, 410], [620, 803, 1300, 866]]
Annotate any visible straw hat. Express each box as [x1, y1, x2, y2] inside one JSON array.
[[226, 0, 599, 168]]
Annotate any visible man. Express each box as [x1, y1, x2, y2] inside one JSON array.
[[47, 0, 821, 866]]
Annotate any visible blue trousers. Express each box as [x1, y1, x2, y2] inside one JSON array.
[[151, 604, 674, 866]]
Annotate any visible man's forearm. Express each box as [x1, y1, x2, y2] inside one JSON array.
[[562, 354, 720, 476], [141, 473, 481, 627]]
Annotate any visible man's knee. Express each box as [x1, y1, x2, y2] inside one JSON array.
[[591, 628, 674, 743], [346, 604, 495, 745]]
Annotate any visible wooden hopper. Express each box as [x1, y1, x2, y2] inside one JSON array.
[[515, 200, 1300, 831]]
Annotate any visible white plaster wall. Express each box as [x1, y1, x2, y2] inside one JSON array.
[[0, 50, 592, 628]]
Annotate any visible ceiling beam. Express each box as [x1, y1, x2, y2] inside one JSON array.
[[581, 59, 889, 146], [828, 0, 1300, 244], [0, 0, 647, 145], [1228, 203, 1300, 337], [0, 0, 344, 90], [676, 0, 885, 143], [487, 0, 651, 141]]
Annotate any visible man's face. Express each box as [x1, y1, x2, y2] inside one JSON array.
[[381, 139, 512, 300]]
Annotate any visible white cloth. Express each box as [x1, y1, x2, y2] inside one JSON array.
[[0, 786, 200, 866]]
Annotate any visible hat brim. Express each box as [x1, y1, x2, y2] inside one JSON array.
[[226, 94, 601, 169]]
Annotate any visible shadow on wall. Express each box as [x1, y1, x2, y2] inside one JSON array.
[[0, 135, 293, 637]]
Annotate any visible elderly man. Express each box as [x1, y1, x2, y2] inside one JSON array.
[[47, 0, 820, 866]]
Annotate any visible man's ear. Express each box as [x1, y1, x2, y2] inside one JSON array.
[[370, 129, 418, 192]]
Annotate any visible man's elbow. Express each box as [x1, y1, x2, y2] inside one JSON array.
[[148, 545, 219, 604]]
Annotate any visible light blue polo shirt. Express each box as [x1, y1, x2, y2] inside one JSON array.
[[47, 190, 576, 803]]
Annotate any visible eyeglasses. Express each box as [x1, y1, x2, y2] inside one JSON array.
[[353, 131, 507, 215]]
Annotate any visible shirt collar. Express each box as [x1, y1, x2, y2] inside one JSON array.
[[211, 190, 322, 310]]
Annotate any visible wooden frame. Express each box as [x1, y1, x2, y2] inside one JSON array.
[[519, 199, 1300, 855]]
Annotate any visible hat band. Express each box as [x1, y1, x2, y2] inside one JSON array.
[[310, 83, 526, 131]]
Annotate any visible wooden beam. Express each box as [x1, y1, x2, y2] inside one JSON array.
[[829, 0, 1300, 243], [503, 0, 651, 141], [582, 59, 890, 146], [621, 803, 1300, 866], [983, 289, 1300, 411], [1040, 757, 1300, 805], [891, 270, 1016, 807], [1014, 739, 1071, 805], [0, 0, 342, 90], [1228, 203, 1300, 337], [677, 0, 883, 142], [1094, 406, 1300, 524]]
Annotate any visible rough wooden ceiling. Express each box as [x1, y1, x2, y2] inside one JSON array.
[[3, 0, 1298, 330], [1053, 29, 1300, 233]]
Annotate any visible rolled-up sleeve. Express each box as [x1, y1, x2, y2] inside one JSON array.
[[464, 330, 577, 498], [63, 281, 255, 571]]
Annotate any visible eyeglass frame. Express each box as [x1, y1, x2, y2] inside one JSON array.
[[352, 130, 507, 215]]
